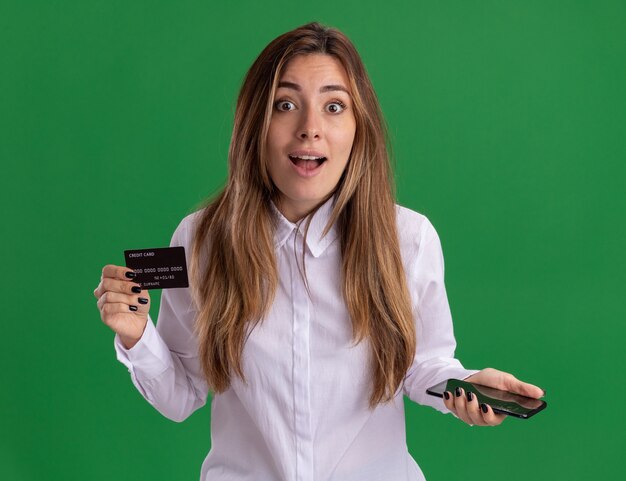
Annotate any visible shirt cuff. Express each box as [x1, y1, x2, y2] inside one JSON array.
[[461, 369, 482, 381], [114, 315, 174, 381]]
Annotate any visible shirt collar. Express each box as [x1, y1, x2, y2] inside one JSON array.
[[270, 195, 340, 258]]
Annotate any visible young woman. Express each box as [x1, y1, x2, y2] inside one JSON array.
[[94, 22, 544, 481]]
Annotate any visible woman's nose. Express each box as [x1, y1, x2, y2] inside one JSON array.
[[297, 108, 321, 139]]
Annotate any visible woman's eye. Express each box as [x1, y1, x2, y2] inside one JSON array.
[[326, 101, 346, 114], [275, 100, 295, 111], [274, 99, 347, 113]]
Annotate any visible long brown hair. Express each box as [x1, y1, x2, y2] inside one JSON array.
[[190, 21, 416, 408]]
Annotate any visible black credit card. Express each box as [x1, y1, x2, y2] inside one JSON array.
[[124, 246, 189, 290]]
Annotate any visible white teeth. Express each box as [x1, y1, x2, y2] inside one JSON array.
[[290, 155, 325, 160]]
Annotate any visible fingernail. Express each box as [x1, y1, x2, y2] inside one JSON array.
[[480, 403, 488, 413], [541, 387, 547, 396], [131, 286, 142, 293], [129, 305, 138, 312], [125, 271, 136, 279], [466, 391, 473, 402], [138, 297, 149, 305], [444, 391, 450, 400], [455, 387, 462, 397]]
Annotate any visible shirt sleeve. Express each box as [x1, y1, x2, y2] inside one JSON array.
[[402, 216, 480, 415], [113, 213, 209, 422]]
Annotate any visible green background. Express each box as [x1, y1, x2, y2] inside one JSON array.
[[2, 1, 624, 480]]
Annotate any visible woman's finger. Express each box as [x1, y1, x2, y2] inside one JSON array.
[[479, 403, 506, 426], [97, 291, 150, 314], [102, 264, 138, 282], [95, 277, 143, 299], [443, 390, 458, 418], [94, 265, 141, 299], [465, 390, 488, 426], [452, 387, 474, 425], [505, 377, 545, 399], [465, 368, 546, 399], [100, 302, 139, 317]]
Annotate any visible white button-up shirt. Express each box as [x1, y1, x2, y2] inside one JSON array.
[[114, 195, 479, 481]]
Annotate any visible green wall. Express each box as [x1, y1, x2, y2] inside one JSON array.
[[2, 1, 624, 480]]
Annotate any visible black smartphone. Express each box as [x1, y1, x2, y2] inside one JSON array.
[[426, 378, 547, 419]]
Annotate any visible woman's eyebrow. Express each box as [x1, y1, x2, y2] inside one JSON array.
[[277, 80, 350, 94]]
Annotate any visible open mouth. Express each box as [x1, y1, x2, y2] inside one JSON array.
[[288, 154, 327, 170]]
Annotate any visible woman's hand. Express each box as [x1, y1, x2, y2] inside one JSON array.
[[93, 265, 151, 349], [443, 367, 545, 427]]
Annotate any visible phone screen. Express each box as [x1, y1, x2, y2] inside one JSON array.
[[426, 379, 547, 419]]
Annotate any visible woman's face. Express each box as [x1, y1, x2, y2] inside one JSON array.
[[266, 53, 356, 222]]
